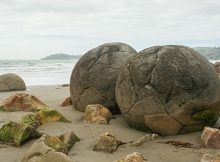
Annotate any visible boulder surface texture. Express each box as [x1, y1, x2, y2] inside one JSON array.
[[70, 42, 137, 114], [116, 45, 220, 135]]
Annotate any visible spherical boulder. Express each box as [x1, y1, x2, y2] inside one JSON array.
[[70, 42, 137, 114], [115, 45, 220, 135], [0, 73, 26, 92]]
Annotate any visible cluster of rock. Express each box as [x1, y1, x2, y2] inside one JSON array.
[[0, 93, 69, 146], [0, 91, 150, 161], [70, 43, 220, 135], [0, 93, 81, 161], [1, 42, 220, 161]]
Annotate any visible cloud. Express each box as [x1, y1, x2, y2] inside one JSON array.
[[0, 0, 219, 59]]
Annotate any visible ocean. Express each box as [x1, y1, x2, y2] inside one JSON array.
[[0, 59, 219, 86], [0, 60, 78, 86]]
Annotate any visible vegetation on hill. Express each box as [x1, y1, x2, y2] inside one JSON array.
[[194, 47, 220, 60], [41, 54, 81, 60]]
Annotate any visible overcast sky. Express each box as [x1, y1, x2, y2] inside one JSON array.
[[0, 0, 220, 59]]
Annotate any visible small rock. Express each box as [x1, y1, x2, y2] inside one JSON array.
[[59, 131, 80, 154], [61, 97, 72, 107], [84, 104, 112, 124], [132, 134, 159, 146], [21, 131, 79, 162], [0, 93, 47, 112], [0, 121, 41, 146], [115, 152, 147, 162], [93, 132, 124, 153], [0, 73, 26, 92], [201, 154, 220, 162], [201, 154, 214, 162], [21, 108, 70, 129], [45, 131, 80, 154], [61, 84, 70, 87], [201, 126, 220, 149]]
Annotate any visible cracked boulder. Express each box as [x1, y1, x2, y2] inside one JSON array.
[[21, 108, 70, 129], [84, 104, 112, 124], [21, 131, 79, 162], [0, 93, 47, 112], [0, 121, 41, 146], [0, 73, 26, 92], [70, 42, 137, 114], [92, 132, 124, 153], [115, 45, 220, 135]]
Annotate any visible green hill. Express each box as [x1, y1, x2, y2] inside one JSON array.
[[194, 47, 220, 60], [41, 54, 81, 60]]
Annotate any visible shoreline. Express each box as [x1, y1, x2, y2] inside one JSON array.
[[0, 85, 219, 162]]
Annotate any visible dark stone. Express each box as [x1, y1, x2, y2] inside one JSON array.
[[116, 45, 220, 135], [70, 42, 137, 114]]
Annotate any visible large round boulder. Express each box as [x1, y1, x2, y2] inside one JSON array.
[[115, 45, 220, 135], [0, 73, 26, 92], [70, 42, 137, 114]]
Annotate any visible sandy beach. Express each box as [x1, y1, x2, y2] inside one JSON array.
[[0, 85, 218, 162]]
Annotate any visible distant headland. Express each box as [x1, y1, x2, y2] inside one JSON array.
[[41, 53, 82, 60], [194, 47, 220, 60]]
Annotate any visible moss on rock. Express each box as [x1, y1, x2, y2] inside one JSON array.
[[20, 108, 69, 129], [36, 108, 69, 124], [20, 114, 41, 129], [0, 105, 5, 111], [0, 121, 41, 146], [44, 131, 80, 154], [45, 136, 67, 153], [192, 109, 218, 123]]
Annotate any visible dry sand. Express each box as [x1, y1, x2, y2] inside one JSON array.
[[0, 85, 219, 162]]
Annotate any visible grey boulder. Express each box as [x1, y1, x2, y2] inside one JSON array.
[[70, 42, 137, 114], [116, 45, 220, 135], [0, 73, 26, 92]]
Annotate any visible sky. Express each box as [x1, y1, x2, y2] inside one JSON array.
[[0, 0, 220, 60]]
